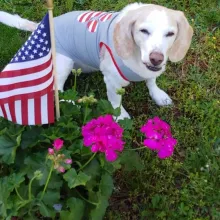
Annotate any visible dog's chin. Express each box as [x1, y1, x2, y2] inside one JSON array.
[[146, 65, 162, 72]]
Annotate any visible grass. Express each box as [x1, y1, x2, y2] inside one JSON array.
[[0, 0, 220, 219]]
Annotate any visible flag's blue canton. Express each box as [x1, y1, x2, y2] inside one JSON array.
[[11, 13, 51, 63]]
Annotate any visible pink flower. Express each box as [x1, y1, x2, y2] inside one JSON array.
[[140, 117, 177, 159], [65, 159, 72, 164], [82, 115, 125, 162], [53, 138, 64, 151], [58, 166, 65, 173], [48, 148, 54, 155]]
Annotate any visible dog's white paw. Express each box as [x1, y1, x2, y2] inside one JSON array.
[[150, 88, 173, 106]]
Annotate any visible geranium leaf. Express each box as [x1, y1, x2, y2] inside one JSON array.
[[0, 134, 21, 164], [63, 168, 91, 188], [90, 195, 109, 220], [38, 201, 56, 218], [42, 190, 60, 206], [118, 118, 133, 130], [21, 127, 43, 149], [99, 173, 114, 197], [120, 151, 144, 171], [60, 197, 85, 220]]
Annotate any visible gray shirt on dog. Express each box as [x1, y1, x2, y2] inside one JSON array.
[[54, 11, 145, 82]]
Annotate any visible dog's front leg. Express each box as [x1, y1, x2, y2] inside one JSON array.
[[103, 74, 130, 120], [146, 78, 173, 106]]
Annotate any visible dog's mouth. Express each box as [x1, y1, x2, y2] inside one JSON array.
[[146, 65, 162, 72]]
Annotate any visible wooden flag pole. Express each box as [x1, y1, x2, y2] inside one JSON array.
[[47, 0, 60, 120]]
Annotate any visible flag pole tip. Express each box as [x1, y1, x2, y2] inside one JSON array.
[[46, 0, 53, 9]]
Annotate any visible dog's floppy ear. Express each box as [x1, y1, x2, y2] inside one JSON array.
[[168, 11, 193, 62], [113, 11, 138, 59]]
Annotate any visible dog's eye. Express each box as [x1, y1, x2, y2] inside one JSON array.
[[166, 32, 174, 37], [140, 29, 150, 35]]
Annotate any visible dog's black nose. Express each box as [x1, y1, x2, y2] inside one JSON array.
[[150, 52, 164, 66]]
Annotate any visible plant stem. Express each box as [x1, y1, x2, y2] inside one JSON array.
[[15, 187, 24, 201], [28, 176, 37, 201], [115, 96, 122, 122], [40, 163, 54, 200], [75, 189, 98, 206], [73, 73, 77, 92], [78, 153, 96, 171], [125, 146, 146, 151], [83, 103, 89, 124]]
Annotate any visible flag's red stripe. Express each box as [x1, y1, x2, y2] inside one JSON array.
[[0, 70, 52, 92], [47, 90, 54, 123], [0, 57, 52, 78], [1, 104, 7, 119], [79, 12, 91, 22], [0, 83, 53, 105], [8, 101, 16, 123], [21, 99, 28, 125], [106, 14, 112, 20], [34, 95, 41, 125]]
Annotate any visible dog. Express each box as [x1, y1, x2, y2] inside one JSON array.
[[0, 3, 193, 120]]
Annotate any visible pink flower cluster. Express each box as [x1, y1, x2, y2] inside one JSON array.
[[48, 138, 72, 173], [82, 115, 125, 162], [140, 117, 177, 159]]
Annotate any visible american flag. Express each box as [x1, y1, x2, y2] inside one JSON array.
[[0, 13, 54, 125]]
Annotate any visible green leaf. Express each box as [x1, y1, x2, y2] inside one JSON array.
[[60, 197, 85, 220], [42, 190, 60, 206], [90, 195, 109, 220], [120, 151, 144, 171], [96, 99, 114, 115], [113, 107, 121, 117], [118, 118, 133, 130], [0, 173, 25, 217], [99, 173, 114, 197], [63, 168, 91, 188], [0, 134, 21, 164], [38, 201, 56, 218], [21, 127, 43, 149]]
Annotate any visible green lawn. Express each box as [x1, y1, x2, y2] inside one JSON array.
[[0, 0, 219, 219]]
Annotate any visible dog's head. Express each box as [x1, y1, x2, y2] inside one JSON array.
[[114, 3, 193, 73]]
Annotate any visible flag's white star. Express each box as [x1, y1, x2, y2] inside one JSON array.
[[15, 57, 19, 61], [46, 48, 50, 52], [37, 29, 41, 34], [30, 54, 34, 59], [21, 47, 25, 51], [28, 45, 32, 50], [18, 52, 22, 56], [39, 38, 44, 43], [25, 42, 28, 46], [40, 24, 45, 29], [36, 44, 41, 48], [45, 40, 48, 45], [42, 47, 46, 51], [33, 49, 38, 54], [22, 56, 26, 60], [31, 40, 35, 45], [33, 35, 38, 39], [42, 33, 47, 37], [39, 52, 43, 57], [25, 51, 29, 55]]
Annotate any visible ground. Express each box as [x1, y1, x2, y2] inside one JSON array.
[[0, 0, 219, 219]]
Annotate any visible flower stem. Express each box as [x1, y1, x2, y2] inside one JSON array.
[[78, 153, 97, 171], [73, 73, 77, 92], [83, 103, 89, 124], [75, 189, 98, 206], [40, 163, 54, 200], [115, 96, 122, 122], [15, 187, 24, 201], [125, 146, 146, 151], [28, 176, 37, 201]]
